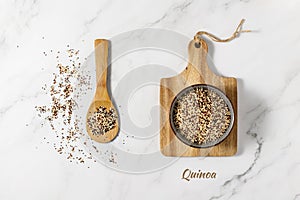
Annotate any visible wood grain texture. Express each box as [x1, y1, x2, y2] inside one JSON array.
[[160, 39, 237, 157], [86, 39, 119, 143]]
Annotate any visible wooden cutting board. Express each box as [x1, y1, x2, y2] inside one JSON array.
[[160, 39, 237, 157]]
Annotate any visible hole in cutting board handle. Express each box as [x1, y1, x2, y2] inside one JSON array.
[[194, 42, 201, 48]]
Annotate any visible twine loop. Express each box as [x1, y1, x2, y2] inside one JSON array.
[[194, 19, 251, 43]]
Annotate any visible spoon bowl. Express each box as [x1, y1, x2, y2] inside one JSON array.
[[86, 100, 119, 143]]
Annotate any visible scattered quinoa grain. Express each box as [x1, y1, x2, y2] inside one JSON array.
[[36, 46, 119, 167]]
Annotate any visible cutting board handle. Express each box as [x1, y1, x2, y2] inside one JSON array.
[[187, 38, 212, 76]]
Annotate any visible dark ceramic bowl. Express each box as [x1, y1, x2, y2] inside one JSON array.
[[169, 84, 234, 148]]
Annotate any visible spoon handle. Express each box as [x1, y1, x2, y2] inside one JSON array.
[[94, 39, 109, 89], [94, 39, 110, 100]]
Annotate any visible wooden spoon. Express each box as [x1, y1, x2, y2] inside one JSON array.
[[86, 39, 119, 143]]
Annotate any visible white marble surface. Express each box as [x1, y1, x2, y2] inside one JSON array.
[[1, 0, 300, 199]]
